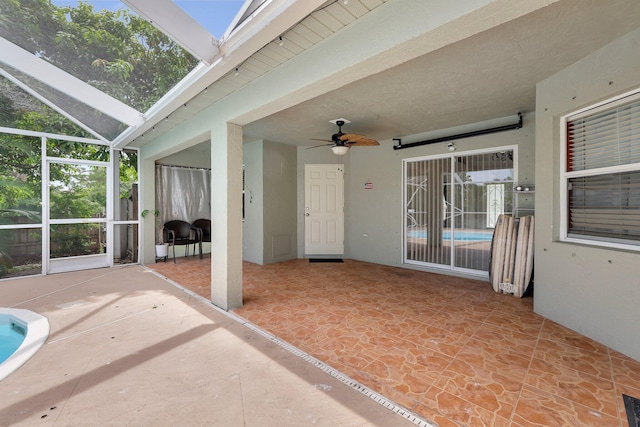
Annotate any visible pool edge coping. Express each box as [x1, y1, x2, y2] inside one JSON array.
[[0, 308, 50, 381]]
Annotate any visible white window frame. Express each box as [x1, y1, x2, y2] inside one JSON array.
[[401, 145, 517, 275], [560, 88, 640, 251]]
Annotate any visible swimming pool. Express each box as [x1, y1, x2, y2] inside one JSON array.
[[0, 322, 25, 363], [407, 230, 493, 241], [0, 308, 50, 381]]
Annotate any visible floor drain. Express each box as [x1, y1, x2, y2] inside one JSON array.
[[623, 394, 640, 427], [237, 317, 436, 427]]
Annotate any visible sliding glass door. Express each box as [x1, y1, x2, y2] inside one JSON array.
[[405, 156, 451, 267], [404, 149, 515, 274]]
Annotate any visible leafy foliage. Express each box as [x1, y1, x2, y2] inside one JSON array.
[[0, 0, 198, 116], [0, 134, 41, 224], [0, 0, 193, 273]]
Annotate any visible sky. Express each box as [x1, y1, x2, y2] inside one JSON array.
[[51, 1, 246, 39]]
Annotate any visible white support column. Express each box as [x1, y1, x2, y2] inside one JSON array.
[[140, 158, 157, 264], [210, 121, 243, 310], [111, 149, 121, 265]]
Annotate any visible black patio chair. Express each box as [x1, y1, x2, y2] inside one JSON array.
[[161, 220, 202, 263], [191, 219, 211, 255]]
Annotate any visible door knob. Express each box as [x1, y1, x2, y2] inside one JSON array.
[[305, 213, 310, 217]]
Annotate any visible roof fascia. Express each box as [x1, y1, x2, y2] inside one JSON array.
[[0, 37, 144, 128], [219, 0, 325, 57], [221, 0, 265, 42], [122, 0, 220, 65]]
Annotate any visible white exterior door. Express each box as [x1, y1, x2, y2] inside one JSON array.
[[304, 164, 344, 256]]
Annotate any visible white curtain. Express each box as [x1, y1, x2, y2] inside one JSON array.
[[155, 164, 211, 227]]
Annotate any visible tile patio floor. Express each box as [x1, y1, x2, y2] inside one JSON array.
[[150, 255, 640, 427]]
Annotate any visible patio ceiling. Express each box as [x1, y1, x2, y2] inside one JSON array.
[[241, 0, 640, 148], [129, 0, 640, 153]]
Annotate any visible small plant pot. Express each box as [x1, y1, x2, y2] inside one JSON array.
[[155, 243, 169, 261]]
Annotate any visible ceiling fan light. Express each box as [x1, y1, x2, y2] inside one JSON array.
[[331, 146, 349, 155]]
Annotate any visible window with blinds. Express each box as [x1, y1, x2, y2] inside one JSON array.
[[563, 91, 640, 248]]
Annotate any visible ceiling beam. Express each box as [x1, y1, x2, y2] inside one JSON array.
[[0, 37, 144, 129], [122, 0, 220, 65]]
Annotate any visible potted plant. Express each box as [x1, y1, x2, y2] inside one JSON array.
[[141, 209, 168, 259]]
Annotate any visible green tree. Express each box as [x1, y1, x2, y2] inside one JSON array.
[[0, 0, 199, 114], [0, 133, 41, 224], [0, 0, 187, 210], [0, 0, 190, 272]]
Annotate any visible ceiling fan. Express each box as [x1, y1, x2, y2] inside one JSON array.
[[308, 119, 380, 155]]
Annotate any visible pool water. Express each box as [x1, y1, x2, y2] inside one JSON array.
[[0, 323, 26, 364], [407, 230, 493, 241]]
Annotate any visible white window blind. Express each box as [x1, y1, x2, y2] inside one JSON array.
[[567, 98, 640, 171], [565, 93, 640, 246]]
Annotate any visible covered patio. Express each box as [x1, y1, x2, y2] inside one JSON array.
[[2, 1, 640, 425], [150, 256, 640, 426]]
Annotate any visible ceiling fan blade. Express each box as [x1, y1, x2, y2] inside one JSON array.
[[340, 133, 366, 143], [345, 137, 380, 146], [309, 138, 333, 142], [340, 134, 380, 146], [306, 143, 334, 149], [309, 123, 378, 150]]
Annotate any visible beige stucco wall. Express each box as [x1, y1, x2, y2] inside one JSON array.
[[242, 141, 264, 264], [345, 114, 534, 271], [157, 144, 211, 169], [535, 27, 640, 360], [243, 140, 297, 265], [262, 141, 297, 264]]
